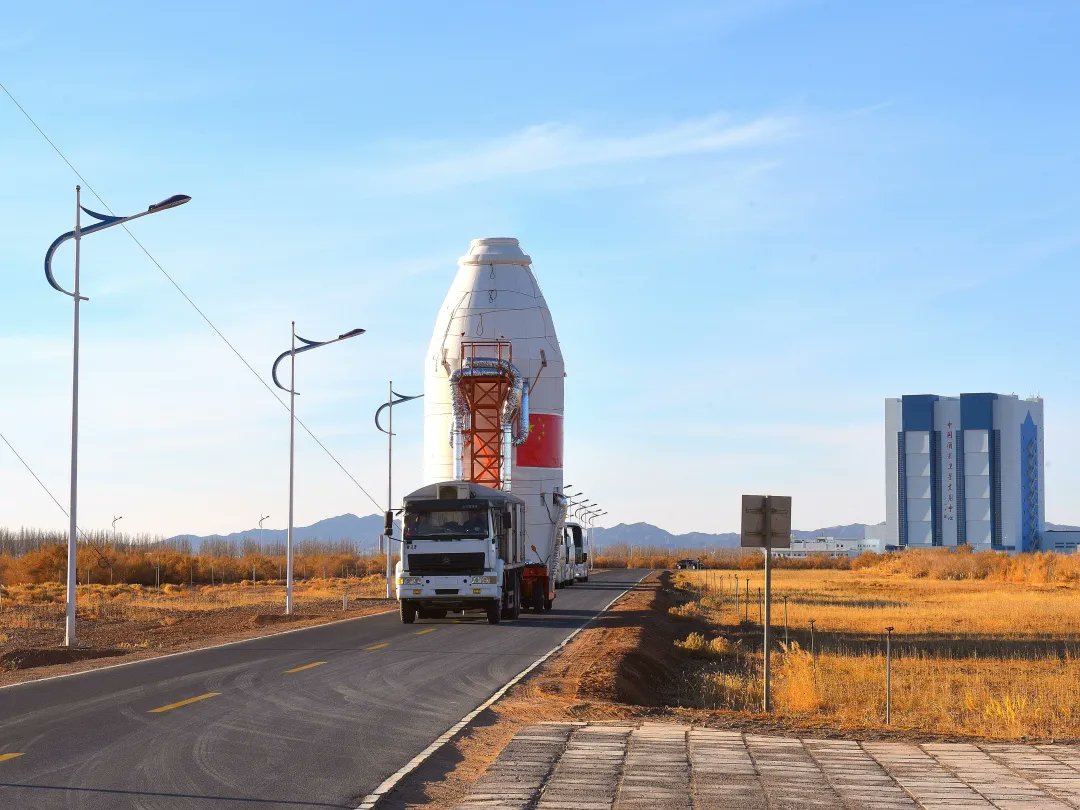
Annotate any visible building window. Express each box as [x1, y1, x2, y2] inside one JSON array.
[[990, 429, 1003, 548], [897, 432, 907, 546], [930, 430, 942, 546]]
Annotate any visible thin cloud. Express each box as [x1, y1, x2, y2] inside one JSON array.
[[380, 113, 798, 191]]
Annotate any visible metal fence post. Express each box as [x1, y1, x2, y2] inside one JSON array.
[[783, 595, 789, 647], [809, 618, 816, 660], [885, 626, 894, 724]]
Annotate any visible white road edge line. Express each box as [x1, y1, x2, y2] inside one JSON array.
[[353, 570, 652, 810], [0, 608, 397, 692]]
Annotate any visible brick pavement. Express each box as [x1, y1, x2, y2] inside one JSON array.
[[455, 722, 1080, 809]]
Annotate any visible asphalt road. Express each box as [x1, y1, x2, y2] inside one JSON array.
[[0, 569, 649, 810]]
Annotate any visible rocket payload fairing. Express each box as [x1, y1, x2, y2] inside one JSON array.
[[423, 237, 565, 561]]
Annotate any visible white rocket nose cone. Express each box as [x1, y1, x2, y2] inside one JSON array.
[[459, 237, 532, 266]]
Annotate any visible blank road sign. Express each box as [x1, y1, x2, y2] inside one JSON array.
[[741, 494, 792, 548]]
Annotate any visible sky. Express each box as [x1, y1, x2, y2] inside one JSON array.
[[2, 1, 1079, 537]]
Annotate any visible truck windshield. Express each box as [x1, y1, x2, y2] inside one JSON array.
[[404, 509, 489, 540]]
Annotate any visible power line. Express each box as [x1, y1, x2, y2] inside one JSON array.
[[0, 80, 384, 512], [0, 430, 72, 520]]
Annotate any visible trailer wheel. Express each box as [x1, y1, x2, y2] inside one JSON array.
[[400, 601, 417, 624], [531, 584, 544, 612], [508, 576, 521, 620], [543, 597, 553, 611], [486, 600, 501, 625]]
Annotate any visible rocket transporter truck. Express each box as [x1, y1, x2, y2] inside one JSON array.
[[395, 237, 567, 623]]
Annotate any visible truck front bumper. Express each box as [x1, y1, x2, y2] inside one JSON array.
[[396, 574, 500, 603]]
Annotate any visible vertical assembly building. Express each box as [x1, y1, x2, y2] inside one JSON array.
[[885, 393, 1044, 552]]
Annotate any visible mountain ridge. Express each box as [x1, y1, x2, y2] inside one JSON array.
[[168, 514, 891, 551]]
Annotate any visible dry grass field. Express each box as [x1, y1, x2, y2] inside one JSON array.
[[672, 551, 1080, 739], [0, 575, 391, 673]]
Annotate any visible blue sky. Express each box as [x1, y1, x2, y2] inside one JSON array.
[[2, 2, 1079, 536]]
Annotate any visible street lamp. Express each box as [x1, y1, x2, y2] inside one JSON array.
[[259, 514, 269, 575], [375, 383, 422, 598], [272, 322, 365, 615], [579, 506, 601, 569], [112, 515, 123, 537], [45, 187, 190, 647]]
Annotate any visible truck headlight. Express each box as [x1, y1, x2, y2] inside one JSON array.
[[398, 576, 423, 585], [470, 575, 498, 585]]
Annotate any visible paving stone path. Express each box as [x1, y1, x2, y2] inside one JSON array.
[[455, 722, 1080, 809]]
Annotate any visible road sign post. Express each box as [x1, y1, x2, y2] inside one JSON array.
[[741, 494, 791, 714]]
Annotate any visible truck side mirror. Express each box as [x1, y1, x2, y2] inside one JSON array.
[[503, 511, 513, 529], [384, 511, 394, 536]]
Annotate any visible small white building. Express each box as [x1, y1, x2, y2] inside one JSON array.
[[774, 536, 884, 559]]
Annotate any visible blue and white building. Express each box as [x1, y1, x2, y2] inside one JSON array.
[[885, 393, 1044, 552]]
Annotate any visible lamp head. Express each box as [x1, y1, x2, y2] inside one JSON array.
[[148, 194, 191, 212]]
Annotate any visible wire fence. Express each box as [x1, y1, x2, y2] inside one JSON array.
[[670, 570, 1080, 736]]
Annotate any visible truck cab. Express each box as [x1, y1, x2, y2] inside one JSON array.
[[396, 481, 525, 624]]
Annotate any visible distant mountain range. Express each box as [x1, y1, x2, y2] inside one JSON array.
[[168, 514, 388, 552], [168, 514, 890, 552], [590, 521, 886, 550]]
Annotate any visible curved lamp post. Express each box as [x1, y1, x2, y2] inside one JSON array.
[[375, 384, 422, 597], [583, 508, 605, 570], [46, 187, 190, 647], [272, 322, 365, 614]]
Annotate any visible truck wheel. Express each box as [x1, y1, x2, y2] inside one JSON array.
[[400, 601, 417, 624], [486, 600, 501, 625], [509, 579, 521, 620], [531, 585, 544, 613], [543, 598, 553, 611]]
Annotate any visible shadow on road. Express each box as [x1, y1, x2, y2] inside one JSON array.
[[0, 783, 351, 808]]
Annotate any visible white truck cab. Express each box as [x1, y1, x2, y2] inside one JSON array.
[[396, 481, 525, 624]]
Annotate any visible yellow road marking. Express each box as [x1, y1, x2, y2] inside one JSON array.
[[0, 753, 24, 763], [365, 642, 390, 651], [148, 692, 221, 714], [414, 628, 437, 635], [285, 661, 328, 674]]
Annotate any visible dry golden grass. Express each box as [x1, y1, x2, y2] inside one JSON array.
[[0, 575, 388, 647], [672, 552, 1080, 739], [679, 564, 1080, 638], [770, 645, 1080, 739]]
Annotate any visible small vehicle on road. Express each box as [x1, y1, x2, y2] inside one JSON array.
[[675, 558, 703, 570]]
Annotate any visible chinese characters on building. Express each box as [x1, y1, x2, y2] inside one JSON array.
[[945, 421, 955, 522]]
